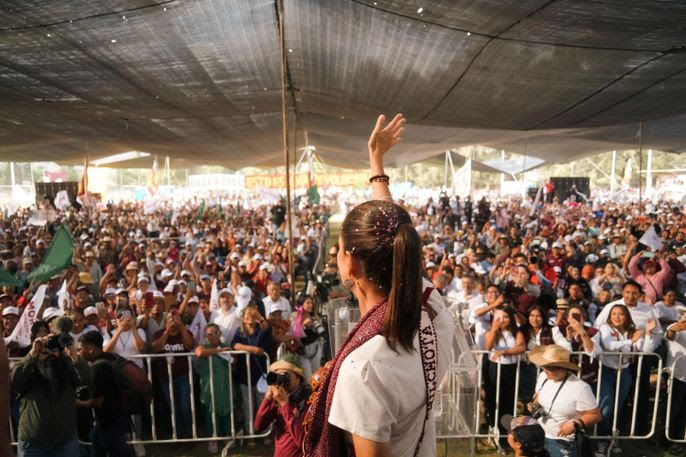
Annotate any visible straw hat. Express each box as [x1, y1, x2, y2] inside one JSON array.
[[269, 359, 303, 378], [528, 344, 579, 372]]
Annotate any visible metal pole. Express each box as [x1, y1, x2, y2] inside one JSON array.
[[278, 0, 296, 297], [9, 162, 15, 187], [646, 148, 653, 200], [444, 151, 449, 189], [610, 150, 617, 194], [166, 156, 171, 186], [638, 122, 643, 206], [500, 150, 505, 196]]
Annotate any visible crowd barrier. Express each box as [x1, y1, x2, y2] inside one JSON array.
[[435, 350, 668, 446], [8, 348, 684, 450], [8, 351, 271, 448], [665, 354, 686, 443]]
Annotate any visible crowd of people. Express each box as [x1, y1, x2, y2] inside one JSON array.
[[414, 192, 686, 456], [2, 145, 686, 457], [1, 197, 333, 457]]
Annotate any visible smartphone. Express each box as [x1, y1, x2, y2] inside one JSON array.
[[642, 251, 655, 259], [144, 291, 154, 308], [188, 280, 196, 292]]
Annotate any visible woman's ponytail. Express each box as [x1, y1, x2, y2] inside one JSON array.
[[383, 222, 423, 352]]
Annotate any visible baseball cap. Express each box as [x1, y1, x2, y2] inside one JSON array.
[[236, 286, 252, 309], [270, 300, 291, 315], [104, 288, 116, 296], [219, 288, 234, 297], [152, 290, 165, 300], [83, 306, 98, 318], [43, 307, 65, 322], [125, 261, 139, 271], [137, 276, 150, 284], [2, 306, 19, 317]]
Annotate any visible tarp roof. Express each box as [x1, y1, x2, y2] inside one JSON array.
[[1, 0, 686, 169]]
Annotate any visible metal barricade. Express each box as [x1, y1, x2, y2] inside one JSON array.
[[435, 350, 664, 445], [7, 351, 271, 447], [665, 354, 686, 443]]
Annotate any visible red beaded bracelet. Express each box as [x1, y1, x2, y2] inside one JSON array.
[[369, 174, 390, 183]]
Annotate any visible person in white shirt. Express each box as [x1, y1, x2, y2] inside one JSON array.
[[654, 289, 683, 327], [665, 316, 686, 452], [484, 307, 525, 440], [528, 345, 601, 457], [261, 282, 291, 317], [593, 280, 662, 438], [595, 303, 657, 456], [210, 288, 242, 344], [468, 285, 503, 350], [447, 276, 484, 328]]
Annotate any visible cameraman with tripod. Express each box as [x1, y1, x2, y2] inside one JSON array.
[[254, 357, 312, 457]]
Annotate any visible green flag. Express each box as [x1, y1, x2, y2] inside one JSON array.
[[0, 269, 21, 287], [197, 199, 205, 221], [306, 185, 320, 205], [217, 201, 222, 220], [27, 225, 74, 283]]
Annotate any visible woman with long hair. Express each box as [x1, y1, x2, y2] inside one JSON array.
[[520, 306, 553, 404], [595, 304, 656, 456], [303, 114, 455, 457], [484, 307, 526, 439], [290, 294, 323, 381]]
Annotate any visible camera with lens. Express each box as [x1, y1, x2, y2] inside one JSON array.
[[266, 372, 291, 388], [45, 333, 73, 353], [529, 402, 548, 420], [310, 320, 326, 336]]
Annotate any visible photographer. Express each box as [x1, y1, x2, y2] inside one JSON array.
[[529, 345, 601, 457], [254, 358, 311, 457], [11, 325, 91, 457]]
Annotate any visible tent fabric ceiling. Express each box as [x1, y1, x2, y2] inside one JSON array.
[[0, 0, 685, 169]]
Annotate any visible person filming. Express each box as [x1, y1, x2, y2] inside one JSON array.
[[254, 358, 312, 457]]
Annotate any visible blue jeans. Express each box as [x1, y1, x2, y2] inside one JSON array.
[[159, 374, 192, 438], [597, 365, 633, 436], [545, 437, 574, 457], [18, 434, 79, 457], [90, 415, 132, 457]]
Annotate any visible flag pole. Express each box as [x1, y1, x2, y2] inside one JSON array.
[[637, 122, 643, 210]]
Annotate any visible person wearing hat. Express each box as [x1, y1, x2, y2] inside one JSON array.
[[607, 234, 626, 261], [627, 244, 672, 305], [501, 415, 549, 457], [137, 290, 167, 352], [2, 306, 27, 358], [210, 288, 242, 345], [528, 344, 601, 457], [254, 356, 312, 457]]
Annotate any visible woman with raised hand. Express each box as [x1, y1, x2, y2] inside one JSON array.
[[303, 114, 455, 457]]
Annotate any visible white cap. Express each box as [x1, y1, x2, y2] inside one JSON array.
[[163, 284, 175, 293], [230, 252, 241, 259], [2, 306, 18, 317], [253, 254, 263, 261], [84, 306, 98, 318], [161, 269, 173, 278], [236, 286, 252, 309], [43, 307, 65, 322], [180, 269, 192, 277], [219, 288, 234, 297], [152, 290, 165, 300], [137, 276, 150, 284], [188, 296, 199, 304], [270, 300, 291, 315], [585, 254, 599, 263], [426, 261, 437, 268], [238, 260, 248, 267], [115, 288, 127, 296], [553, 266, 562, 273], [552, 241, 563, 248], [104, 288, 116, 296]]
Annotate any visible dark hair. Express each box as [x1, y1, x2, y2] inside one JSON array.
[[30, 320, 49, 341], [622, 279, 643, 294], [523, 306, 550, 344], [340, 201, 421, 352], [512, 425, 550, 456], [79, 330, 104, 348], [606, 304, 637, 333]]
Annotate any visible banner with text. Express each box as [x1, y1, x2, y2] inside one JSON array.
[[244, 172, 369, 189]]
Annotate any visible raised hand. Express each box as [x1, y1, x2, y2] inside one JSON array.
[[368, 113, 406, 161]]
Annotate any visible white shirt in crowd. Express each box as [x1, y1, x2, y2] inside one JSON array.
[[468, 303, 494, 350], [211, 306, 242, 344], [654, 301, 683, 324], [262, 296, 291, 316], [328, 281, 454, 457], [666, 324, 686, 383], [488, 330, 520, 365], [597, 323, 649, 369], [535, 371, 597, 441], [594, 299, 662, 352], [108, 328, 147, 369]]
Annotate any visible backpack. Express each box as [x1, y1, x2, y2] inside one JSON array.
[[95, 354, 153, 415]]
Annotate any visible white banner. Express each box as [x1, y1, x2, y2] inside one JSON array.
[[5, 285, 47, 348], [639, 225, 663, 251]]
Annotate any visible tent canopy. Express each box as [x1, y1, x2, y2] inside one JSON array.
[[1, 0, 686, 168]]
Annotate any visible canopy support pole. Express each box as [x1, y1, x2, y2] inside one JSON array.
[[638, 122, 643, 206], [646, 149, 653, 200], [9, 162, 15, 187], [610, 150, 617, 195], [278, 0, 296, 297], [443, 151, 449, 190]]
